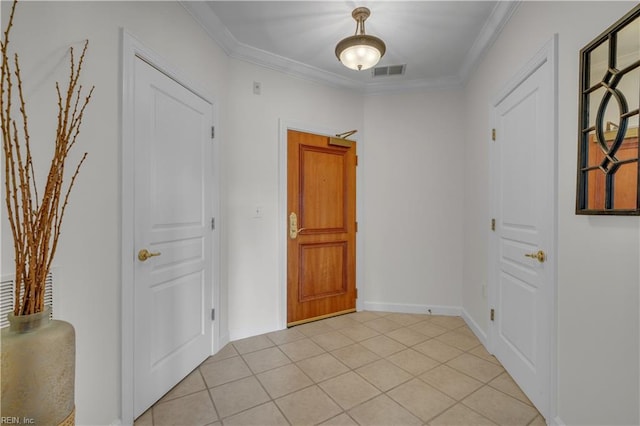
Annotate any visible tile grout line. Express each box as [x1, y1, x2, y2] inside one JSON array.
[[144, 312, 541, 426]]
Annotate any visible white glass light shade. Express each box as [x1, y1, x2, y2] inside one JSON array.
[[335, 35, 386, 71]]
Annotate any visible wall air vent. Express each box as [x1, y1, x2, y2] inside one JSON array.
[[372, 64, 406, 77]]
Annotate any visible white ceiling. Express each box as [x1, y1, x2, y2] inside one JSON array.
[[180, 1, 520, 94]]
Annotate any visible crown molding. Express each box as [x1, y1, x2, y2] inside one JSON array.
[[458, 0, 522, 84], [180, 1, 518, 94], [229, 37, 367, 92], [180, 1, 366, 92]]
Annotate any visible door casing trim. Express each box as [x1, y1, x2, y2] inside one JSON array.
[[278, 120, 364, 329], [120, 29, 221, 424], [487, 34, 558, 423]]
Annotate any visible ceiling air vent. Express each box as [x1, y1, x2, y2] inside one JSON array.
[[372, 64, 406, 77]]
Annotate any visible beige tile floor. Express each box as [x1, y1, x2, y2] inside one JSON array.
[[135, 311, 545, 426]]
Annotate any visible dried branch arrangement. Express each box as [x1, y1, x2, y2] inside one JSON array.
[[1, 0, 94, 316]]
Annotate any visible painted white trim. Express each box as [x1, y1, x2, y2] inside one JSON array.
[[364, 304, 491, 349], [362, 304, 492, 356], [461, 308, 488, 347], [179, 1, 517, 94], [230, 323, 283, 342], [120, 29, 222, 425], [120, 29, 136, 426], [364, 304, 493, 357], [458, 1, 521, 83], [278, 120, 365, 330], [219, 332, 230, 352], [179, 1, 364, 93], [549, 34, 560, 426], [488, 34, 558, 424], [210, 102, 223, 357], [490, 36, 555, 107], [363, 302, 461, 317]]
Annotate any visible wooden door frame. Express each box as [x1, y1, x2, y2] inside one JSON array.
[[120, 30, 221, 424], [278, 120, 364, 329], [487, 35, 558, 424]]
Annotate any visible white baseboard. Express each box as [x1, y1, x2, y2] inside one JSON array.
[[218, 332, 230, 351], [461, 308, 488, 348], [229, 324, 282, 342], [363, 301, 462, 317]]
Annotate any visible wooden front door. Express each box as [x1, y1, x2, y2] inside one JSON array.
[[287, 130, 357, 326]]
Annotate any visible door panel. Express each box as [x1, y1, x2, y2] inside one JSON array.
[[287, 130, 356, 326], [133, 57, 213, 417], [299, 242, 347, 301], [301, 147, 347, 230], [491, 57, 553, 417], [499, 271, 536, 367]]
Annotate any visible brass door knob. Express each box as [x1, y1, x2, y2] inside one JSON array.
[[138, 249, 161, 262], [524, 250, 546, 263]]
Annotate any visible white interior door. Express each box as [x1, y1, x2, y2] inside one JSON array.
[[489, 46, 555, 419], [133, 57, 213, 417]]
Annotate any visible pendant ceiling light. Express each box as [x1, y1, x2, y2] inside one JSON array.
[[335, 7, 386, 71]]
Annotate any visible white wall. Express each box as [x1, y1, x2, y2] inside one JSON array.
[[223, 71, 467, 340], [462, 2, 640, 425], [224, 59, 364, 339], [362, 90, 465, 313], [0, 2, 229, 424], [4, 1, 639, 425]]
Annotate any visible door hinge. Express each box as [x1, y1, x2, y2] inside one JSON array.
[[491, 128, 496, 141], [355, 221, 358, 232], [355, 155, 358, 166], [491, 218, 496, 231], [355, 288, 358, 299], [211, 309, 215, 321], [490, 308, 495, 321], [211, 126, 215, 139], [211, 217, 215, 230]]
